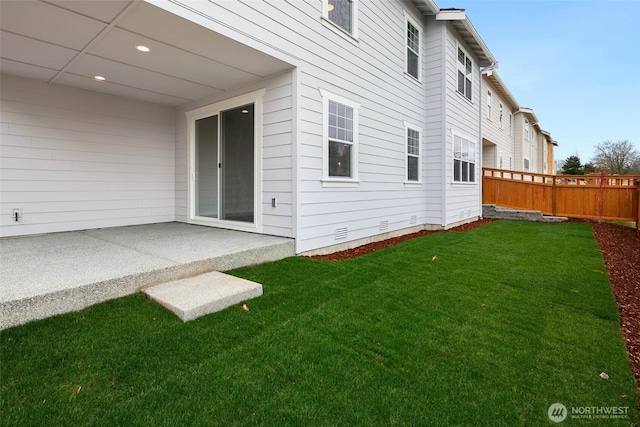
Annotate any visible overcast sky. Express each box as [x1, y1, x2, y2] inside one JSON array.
[[437, 0, 640, 164]]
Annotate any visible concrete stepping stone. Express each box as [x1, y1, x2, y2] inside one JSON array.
[[143, 271, 262, 322]]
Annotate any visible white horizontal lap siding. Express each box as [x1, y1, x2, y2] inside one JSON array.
[[295, 4, 430, 253], [423, 17, 445, 225], [159, 0, 430, 252], [481, 78, 514, 168], [443, 26, 481, 226], [0, 75, 175, 237], [262, 74, 294, 237], [174, 71, 295, 238]]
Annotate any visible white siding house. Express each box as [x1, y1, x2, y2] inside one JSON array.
[[1, 0, 495, 254], [481, 70, 518, 171], [480, 71, 558, 175]]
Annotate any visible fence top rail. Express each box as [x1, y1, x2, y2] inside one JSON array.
[[482, 168, 640, 187]]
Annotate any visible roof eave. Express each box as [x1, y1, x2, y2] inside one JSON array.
[[435, 9, 496, 67], [411, 0, 440, 15], [482, 70, 519, 110], [516, 107, 539, 124]]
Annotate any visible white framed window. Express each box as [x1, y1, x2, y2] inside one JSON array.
[[524, 119, 530, 141], [404, 122, 422, 183], [320, 89, 360, 187], [405, 12, 422, 82], [486, 91, 492, 119], [524, 158, 530, 171], [499, 103, 503, 129], [453, 133, 476, 183], [322, 0, 359, 40], [457, 46, 473, 101]]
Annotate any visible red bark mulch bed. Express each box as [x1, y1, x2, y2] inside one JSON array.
[[590, 220, 640, 403], [310, 218, 640, 403], [309, 218, 495, 261]]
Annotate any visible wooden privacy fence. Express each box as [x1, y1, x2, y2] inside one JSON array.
[[482, 168, 640, 228]]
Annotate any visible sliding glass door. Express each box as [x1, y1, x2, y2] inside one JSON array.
[[193, 104, 255, 224], [221, 104, 254, 222]]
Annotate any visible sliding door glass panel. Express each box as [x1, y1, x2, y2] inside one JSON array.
[[221, 104, 254, 223], [195, 115, 218, 218]]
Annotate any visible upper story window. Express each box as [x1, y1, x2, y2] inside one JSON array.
[[499, 103, 503, 129], [524, 119, 530, 141], [457, 47, 473, 101], [405, 122, 422, 183], [524, 158, 530, 171], [509, 113, 513, 136], [323, 0, 358, 39], [320, 89, 360, 186], [405, 13, 421, 81], [486, 91, 492, 119], [453, 134, 476, 183]]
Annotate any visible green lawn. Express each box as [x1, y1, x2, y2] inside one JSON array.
[[1, 221, 638, 426]]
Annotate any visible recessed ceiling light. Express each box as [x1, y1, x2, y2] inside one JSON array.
[[136, 45, 150, 52], [94, 75, 106, 81], [241, 109, 249, 114]]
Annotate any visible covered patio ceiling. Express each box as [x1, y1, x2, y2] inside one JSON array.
[[0, 0, 293, 107]]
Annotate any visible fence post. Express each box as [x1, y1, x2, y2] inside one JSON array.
[[551, 176, 557, 216], [636, 181, 640, 230]]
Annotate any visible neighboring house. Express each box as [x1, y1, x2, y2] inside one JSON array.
[[0, 0, 495, 254], [481, 71, 557, 175], [481, 69, 518, 172]]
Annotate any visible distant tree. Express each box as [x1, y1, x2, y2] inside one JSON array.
[[561, 155, 584, 175], [590, 140, 639, 174], [631, 158, 640, 175], [582, 162, 596, 174]]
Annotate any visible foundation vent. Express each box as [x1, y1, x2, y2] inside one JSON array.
[[410, 215, 417, 224], [379, 220, 389, 231], [335, 227, 348, 240]]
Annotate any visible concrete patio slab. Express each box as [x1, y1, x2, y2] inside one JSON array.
[[0, 222, 294, 329], [143, 271, 262, 322]]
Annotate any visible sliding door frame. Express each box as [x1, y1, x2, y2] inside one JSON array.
[[185, 89, 265, 233]]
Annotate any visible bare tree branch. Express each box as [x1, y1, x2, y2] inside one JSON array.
[[590, 140, 639, 174]]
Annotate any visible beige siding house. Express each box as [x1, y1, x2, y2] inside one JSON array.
[[481, 70, 557, 175]]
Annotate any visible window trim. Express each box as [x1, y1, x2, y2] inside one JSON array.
[[456, 44, 473, 102], [499, 103, 503, 129], [452, 131, 477, 184], [320, 88, 360, 187], [404, 11, 422, 84], [404, 121, 422, 185], [322, 0, 359, 43], [524, 157, 530, 171], [524, 119, 530, 142]]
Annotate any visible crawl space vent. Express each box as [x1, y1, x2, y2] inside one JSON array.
[[335, 227, 348, 240]]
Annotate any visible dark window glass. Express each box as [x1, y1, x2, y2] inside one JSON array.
[[329, 140, 351, 177], [328, 0, 352, 33]]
